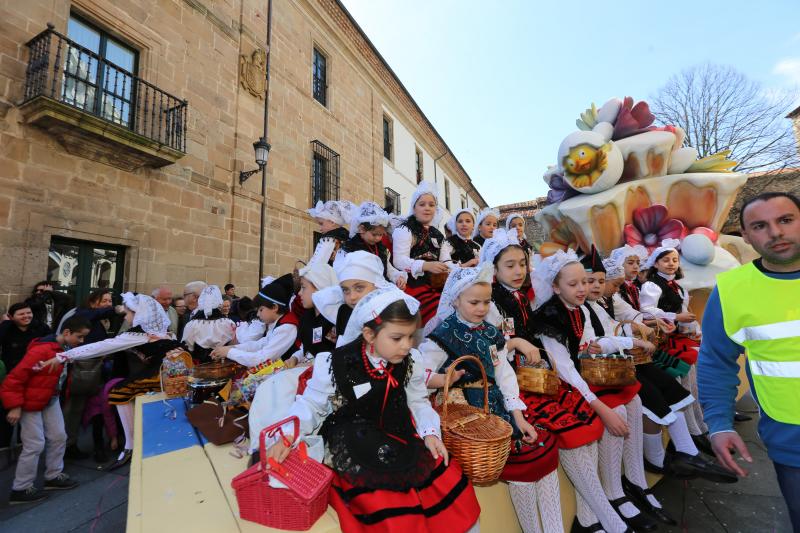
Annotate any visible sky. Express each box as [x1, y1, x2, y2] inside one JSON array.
[[341, 0, 800, 207]]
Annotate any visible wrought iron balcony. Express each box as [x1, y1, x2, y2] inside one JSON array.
[[20, 24, 187, 170]]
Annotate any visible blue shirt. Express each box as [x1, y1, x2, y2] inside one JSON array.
[[697, 259, 800, 467]]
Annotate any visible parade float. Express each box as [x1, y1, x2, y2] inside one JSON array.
[[536, 96, 755, 313]]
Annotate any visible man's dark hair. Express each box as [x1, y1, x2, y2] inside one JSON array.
[[61, 315, 91, 333], [8, 302, 32, 316], [224, 283, 235, 292], [32, 280, 50, 291], [739, 192, 800, 228]]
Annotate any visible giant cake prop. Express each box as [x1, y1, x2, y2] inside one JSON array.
[[536, 96, 751, 291]]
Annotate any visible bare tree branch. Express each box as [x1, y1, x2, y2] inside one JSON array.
[[651, 64, 799, 174]]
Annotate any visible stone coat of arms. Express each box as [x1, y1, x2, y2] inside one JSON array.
[[240, 49, 267, 99]]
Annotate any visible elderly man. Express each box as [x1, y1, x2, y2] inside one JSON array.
[[182, 281, 207, 316], [151, 286, 178, 336], [698, 192, 800, 531]]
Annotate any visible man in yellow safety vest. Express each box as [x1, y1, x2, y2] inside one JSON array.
[[698, 191, 800, 531]]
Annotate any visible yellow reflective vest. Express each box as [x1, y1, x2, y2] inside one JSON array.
[[716, 262, 800, 425]]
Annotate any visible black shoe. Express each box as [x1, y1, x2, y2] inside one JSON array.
[[665, 450, 737, 483], [622, 476, 677, 526], [106, 449, 133, 471], [692, 433, 714, 456], [44, 473, 78, 491], [570, 517, 603, 532], [609, 496, 658, 531], [9, 487, 48, 504], [734, 412, 753, 422], [64, 445, 90, 460], [643, 457, 664, 475]]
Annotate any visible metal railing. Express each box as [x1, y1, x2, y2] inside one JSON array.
[[23, 24, 187, 152], [310, 140, 340, 205]]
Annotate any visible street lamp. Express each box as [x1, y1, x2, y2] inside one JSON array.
[[239, 136, 271, 185]]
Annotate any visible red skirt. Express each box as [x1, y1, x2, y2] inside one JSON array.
[[501, 428, 559, 482], [661, 333, 700, 365], [589, 382, 641, 409], [404, 284, 441, 327], [520, 382, 604, 449], [328, 457, 480, 533]]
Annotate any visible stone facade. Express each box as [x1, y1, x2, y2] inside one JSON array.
[[497, 198, 548, 245], [0, 0, 484, 308]]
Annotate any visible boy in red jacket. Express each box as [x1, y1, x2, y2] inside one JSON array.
[[0, 315, 90, 504]]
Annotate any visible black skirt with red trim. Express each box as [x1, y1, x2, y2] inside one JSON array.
[[328, 456, 480, 533], [589, 381, 642, 409], [501, 428, 559, 482], [661, 333, 700, 365], [404, 284, 441, 327], [519, 381, 604, 449]]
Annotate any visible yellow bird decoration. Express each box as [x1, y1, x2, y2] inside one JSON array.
[[562, 142, 612, 189]]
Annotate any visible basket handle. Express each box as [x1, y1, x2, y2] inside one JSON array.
[[258, 416, 300, 472], [441, 355, 489, 426], [613, 320, 647, 339]]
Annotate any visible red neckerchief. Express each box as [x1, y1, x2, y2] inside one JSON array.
[[511, 289, 529, 326], [667, 280, 681, 295], [360, 343, 406, 444], [625, 280, 640, 310]]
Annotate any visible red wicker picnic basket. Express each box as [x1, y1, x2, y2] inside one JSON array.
[[231, 416, 333, 530]]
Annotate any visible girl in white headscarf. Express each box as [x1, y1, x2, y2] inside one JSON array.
[[420, 264, 563, 533], [439, 208, 480, 267], [49, 293, 180, 470], [505, 212, 533, 258], [307, 200, 357, 266], [181, 285, 236, 363], [391, 180, 449, 326], [473, 207, 500, 246], [264, 287, 481, 533]]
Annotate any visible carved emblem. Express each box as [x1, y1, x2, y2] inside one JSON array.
[[239, 49, 267, 99]]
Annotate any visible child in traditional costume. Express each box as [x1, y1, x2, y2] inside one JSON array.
[[607, 245, 649, 322], [307, 200, 356, 266], [265, 288, 481, 533], [391, 181, 449, 326], [420, 264, 563, 533], [336, 201, 407, 289], [439, 209, 481, 267], [472, 207, 499, 247], [211, 275, 299, 368], [181, 285, 236, 364], [504, 213, 533, 258]]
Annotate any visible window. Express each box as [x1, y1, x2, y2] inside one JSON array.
[[383, 115, 393, 161], [312, 47, 327, 106], [310, 140, 340, 205], [415, 147, 423, 183], [444, 180, 451, 211], [48, 237, 126, 305], [461, 196, 467, 209], [384, 187, 401, 215], [65, 15, 137, 127]]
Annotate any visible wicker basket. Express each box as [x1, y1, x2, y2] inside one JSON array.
[[613, 321, 654, 365], [429, 271, 449, 290], [160, 350, 193, 398], [193, 360, 244, 380], [436, 355, 512, 485], [515, 347, 559, 396], [579, 353, 636, 387]]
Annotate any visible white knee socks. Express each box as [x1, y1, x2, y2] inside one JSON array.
[[116, 402, 134, 457], [622, 396, 662, 509], [536, 471, 564, 533], [668, 411, 699, 456], [509, 482, 543, 533], [643, 432, 665, 468], [598, 405, 638, 518]]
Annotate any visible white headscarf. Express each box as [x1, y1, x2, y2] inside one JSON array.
[[350, 201, 391, 237], [311, 285, 344, 324], [299, 262, 339, 290], [473, 207, 500, 238], [197, 285, 224, 317], [602, 256, 625, 280], [531, 248, 580, 310], [609, 244, 649, 268], [387, 214, 405, 235], [504, 213, 525, 232], [644, 238, 681, 270], [339, 287, 420, 346], [122, 292, 170, 335], [260, 275, 275, 288], [479, 228, 520, 266], [333, 250, 391, 288], [307, 200, 356, 227], [424, 263, 494, 335], [446, 208, 475, 238], [406, 180, 444, 227]]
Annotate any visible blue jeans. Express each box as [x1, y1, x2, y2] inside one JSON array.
[[774, 462, 800, 532]]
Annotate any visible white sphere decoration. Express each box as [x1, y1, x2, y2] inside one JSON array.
[[681, 234, 715, 266]]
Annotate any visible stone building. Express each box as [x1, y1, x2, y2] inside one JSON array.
[[497, 198, 548, 245], [0, 0, 486, 307]]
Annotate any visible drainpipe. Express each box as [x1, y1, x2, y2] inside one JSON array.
[[433, 150, 448, 183], [258, 0, 273, 282]]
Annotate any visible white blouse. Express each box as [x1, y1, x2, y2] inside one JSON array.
[[418, 336, 527, 413], [438, 235, 479, 265], [639, 274, 698, 333], [235, 319, 267, 344], [285, 349, 441, 442], [226, 321, 298, 368], [612, 293, 645, 323], [182, 318, 236, 351], [391, 226, 436, 279]]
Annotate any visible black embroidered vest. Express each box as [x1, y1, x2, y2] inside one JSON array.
[[647, 274, 684, 314], [446, 235, 481, 264], [298, 311, 336, 359]]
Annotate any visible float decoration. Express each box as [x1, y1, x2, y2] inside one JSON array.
[[538, 95, 750, 290]]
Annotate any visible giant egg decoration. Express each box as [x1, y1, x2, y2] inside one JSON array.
[[681, 234, 715, 266], [557, 130, 623, 194]]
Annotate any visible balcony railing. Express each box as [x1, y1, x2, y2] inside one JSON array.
[[23, 24, 187, 153]]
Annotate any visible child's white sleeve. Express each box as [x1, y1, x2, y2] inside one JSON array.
[[640, 281, 676, 321], [540, 335, 597, 404], [391, 226, 425, 278], [60, 333, 149, 362], [417, 339, 449, 391], [227, 324, 297, 368], [406, 350, 441, 439], [282, 353, 335, 441], [494, 347, 526, 411]]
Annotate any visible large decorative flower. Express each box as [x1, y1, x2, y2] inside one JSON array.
[[612, 97, 656, 140], [545, 171, 580, 204], [624, 205, 687, 251]]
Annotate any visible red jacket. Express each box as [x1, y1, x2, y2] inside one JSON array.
[[0, 337, 65, 412]]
